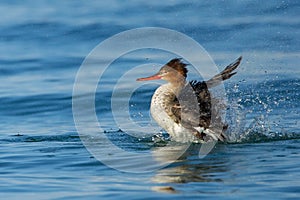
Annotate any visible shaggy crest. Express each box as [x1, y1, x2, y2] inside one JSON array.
[[165, 58, 188, 78]]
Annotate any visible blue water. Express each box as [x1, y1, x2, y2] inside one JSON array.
[[1, 0, 299, 199]]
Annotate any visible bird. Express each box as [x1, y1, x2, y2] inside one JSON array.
[[137, 56, 242, 143]]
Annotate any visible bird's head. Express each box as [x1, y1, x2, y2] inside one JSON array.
[[137, 58, 188, 84]]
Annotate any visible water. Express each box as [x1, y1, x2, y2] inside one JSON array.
[[0, 0, 299, 199]]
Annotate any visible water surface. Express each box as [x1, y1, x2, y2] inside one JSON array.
[[0, 1, 299, 199]]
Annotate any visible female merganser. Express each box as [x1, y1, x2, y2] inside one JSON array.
[[137, 57, 242, 143]]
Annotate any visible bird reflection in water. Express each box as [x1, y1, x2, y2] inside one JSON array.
[[150, 143, 228, 193]]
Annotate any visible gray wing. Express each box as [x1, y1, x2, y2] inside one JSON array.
[[206, 56, 242, 88], [171, 81, 211, 129], [170, 56, 242, 141]]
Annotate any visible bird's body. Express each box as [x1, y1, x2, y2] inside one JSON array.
[[150, 82, 205, 143], [137, 57, 242, 143]]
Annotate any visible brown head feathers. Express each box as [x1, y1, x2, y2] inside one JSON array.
[[164, 58, 188, 78]]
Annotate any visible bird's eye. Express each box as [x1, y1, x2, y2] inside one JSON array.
[[160, 70, 168, 75]]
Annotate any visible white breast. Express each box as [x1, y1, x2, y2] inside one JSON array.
[[150, 84, 199, 143]]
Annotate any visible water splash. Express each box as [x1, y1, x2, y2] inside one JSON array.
[[225, 79, 300, 143]]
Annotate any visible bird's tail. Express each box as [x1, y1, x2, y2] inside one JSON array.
[[206, 56, 242, 88]]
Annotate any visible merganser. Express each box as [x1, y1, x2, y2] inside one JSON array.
[[137, 56, 242, 143]]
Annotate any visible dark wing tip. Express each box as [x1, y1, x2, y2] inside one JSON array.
[[206, 56, 242, 88], [224, 56, 242, 70]]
